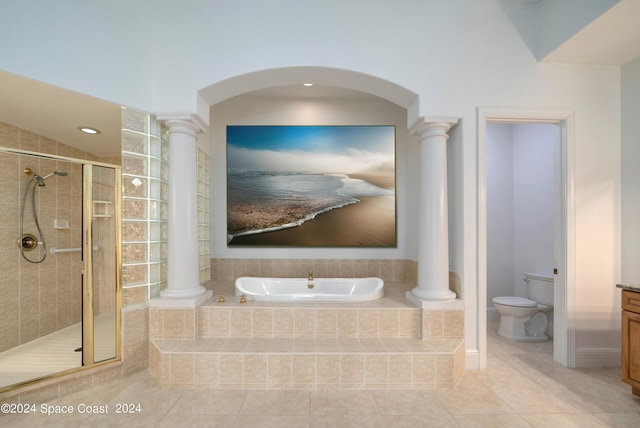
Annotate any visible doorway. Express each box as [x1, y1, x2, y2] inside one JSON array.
[[477, 108, 576, 369]]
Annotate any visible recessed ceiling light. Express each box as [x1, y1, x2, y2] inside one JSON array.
[[303, 83, 313, 87], [78, 126, 100, 135]]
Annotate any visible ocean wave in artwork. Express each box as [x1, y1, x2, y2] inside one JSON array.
[[227, 171, 393, 237]]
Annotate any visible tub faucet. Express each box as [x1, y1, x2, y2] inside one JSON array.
[[308, 269, 314, 289]]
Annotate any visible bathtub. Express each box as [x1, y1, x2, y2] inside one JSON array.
[[234, 277, 384, 302]]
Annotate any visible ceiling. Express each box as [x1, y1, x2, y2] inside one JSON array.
[[0, 1, 638, 158], [542, 0, 640, 65], [0, 70, 122, 158]]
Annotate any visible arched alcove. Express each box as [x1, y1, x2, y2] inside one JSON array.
[[197, 66, 420, 126], [204, 67, 420, 261]]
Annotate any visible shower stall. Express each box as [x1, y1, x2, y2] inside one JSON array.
[[0, 148, 121, 390]]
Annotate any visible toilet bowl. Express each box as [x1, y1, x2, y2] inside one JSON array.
[[492, 273, 554, 342], [492, 296, 551, 341]]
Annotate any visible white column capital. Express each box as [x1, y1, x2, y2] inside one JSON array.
[[410, 116, 459, 142], [156, 112, 208, 136]]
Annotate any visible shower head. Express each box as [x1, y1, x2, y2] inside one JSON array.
[[34, 170, 68, 187], [41, 170, 68, 180]]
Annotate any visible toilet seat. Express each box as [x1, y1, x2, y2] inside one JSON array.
[[493, 296, 537, 308]]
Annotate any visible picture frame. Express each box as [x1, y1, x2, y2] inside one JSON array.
[[226, 125, 396, 247]]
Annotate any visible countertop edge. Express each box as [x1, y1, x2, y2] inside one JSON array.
[[617, 284, 640, 292]]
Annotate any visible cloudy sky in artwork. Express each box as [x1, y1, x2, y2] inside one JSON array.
[[227, 125, 395, 173]]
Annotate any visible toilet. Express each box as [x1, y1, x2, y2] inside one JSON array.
[[492, 272, 554, 341]]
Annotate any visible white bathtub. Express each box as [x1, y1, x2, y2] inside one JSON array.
[[234, 277, 384, 302]]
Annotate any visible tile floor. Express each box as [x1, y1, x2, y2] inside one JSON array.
[[1, 320, 639, 427]]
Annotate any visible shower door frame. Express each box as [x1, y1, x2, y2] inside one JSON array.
[[82, 162, 123, 366], [0, 147, 122, 391]]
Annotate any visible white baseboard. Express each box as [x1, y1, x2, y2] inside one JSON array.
[[574, 347, 621, 368], [465, 348, 480, 370]]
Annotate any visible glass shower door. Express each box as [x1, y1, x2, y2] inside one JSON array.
[[83, 164, 121, 365], [0, 149, 121, 391]]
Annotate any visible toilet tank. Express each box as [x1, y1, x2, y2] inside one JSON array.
[[525, 272, 554, 306]]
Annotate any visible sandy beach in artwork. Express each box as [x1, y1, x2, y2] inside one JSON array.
[[228, 194, 396, 246], [349, 171, 395, 191], [227, 167, 396, 246]]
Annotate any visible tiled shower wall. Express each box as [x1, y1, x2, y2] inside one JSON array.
[[121, 109, 169, 307], [0, 121, 119, 352]]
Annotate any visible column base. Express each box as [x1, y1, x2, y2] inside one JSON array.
[[152, 288, 212, 308], [406, 291, 462, 309], [410, 286, 457, 302]]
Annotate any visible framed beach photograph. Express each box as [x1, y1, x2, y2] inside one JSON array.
[[226, 125, 396, 247]]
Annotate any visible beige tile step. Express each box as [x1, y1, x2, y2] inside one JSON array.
[[149, 337, 465, 390], [152, 304, 464, 340], [197, 306, 423, 339]]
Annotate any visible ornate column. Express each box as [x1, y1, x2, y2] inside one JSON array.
[[409, 117, 459, 303], [153, 113, 211, 307]]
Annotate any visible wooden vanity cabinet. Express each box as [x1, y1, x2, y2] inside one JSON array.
[[621, 290, 640, 397]]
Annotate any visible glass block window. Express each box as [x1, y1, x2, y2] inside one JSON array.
[[197, 148, 211, 284]]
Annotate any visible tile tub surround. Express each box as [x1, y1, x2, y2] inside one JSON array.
[[210, 258, 418, 284], [209, 258, 462, 298], [149, 281, 465, 390]]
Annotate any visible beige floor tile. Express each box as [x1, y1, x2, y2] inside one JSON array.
[[310, 390, 378, 415], [591, 412, 640, 428], [1, 410, 164, 428], [157, 414, 236, 427], [310, 414, 385, 428], [240, 390, 310, 415], [454, 414, 533, 428], [372, 389, 449, 415], [235, 414, 310, 427], [435, 374, 515, 415], [534, 371, 640, 413], [479, 374, 579, 414], [167, 389, 247, 415], [468, 354, 520, 379], [380, 414, 459, 428], [522, 412, 605, 428], [107, 378, 182, 415]]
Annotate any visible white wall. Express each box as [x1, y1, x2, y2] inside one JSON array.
[[0, 0, 623, 367], [512, 123, 557, 291], [621, 56, 640, 282], [0, 0, 152, 110], [486, 124, 515, 304], [209, 95, 413, 260]]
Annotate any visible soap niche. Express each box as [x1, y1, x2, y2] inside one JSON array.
[[93, 200, 112, 218], [54, 219, 70, 229]]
